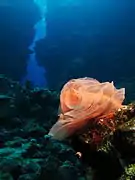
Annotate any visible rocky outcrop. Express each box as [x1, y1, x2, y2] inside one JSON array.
[[0, 74, 135, 179], [35, 0, 135, 90], [0, 0, 40, 81]]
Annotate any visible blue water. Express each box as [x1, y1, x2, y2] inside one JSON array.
[[11, 0, 135, 101], [23, 0, 47, 88]]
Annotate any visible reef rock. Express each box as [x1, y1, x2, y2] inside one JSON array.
[[1, 75, 135, 180], [0, 0, 40, 80], [35, 0, 135, 90]]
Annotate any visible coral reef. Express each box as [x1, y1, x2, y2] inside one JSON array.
[[0, 75, 85, 180], [0, 0, 40, 80], [0, 74, 135, 180], [71, 104, 135, 180]]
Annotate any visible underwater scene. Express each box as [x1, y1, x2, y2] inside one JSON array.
[[0, 0, 135, 179]]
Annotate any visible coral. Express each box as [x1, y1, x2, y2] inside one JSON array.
[[0, 136, 84, 180], [0, 75, 85, 180], [119, 164, 135, 180], [1, 74, 135, 180]]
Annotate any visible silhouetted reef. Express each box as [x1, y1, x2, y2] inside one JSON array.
[[0, 74, 135, 180], [0, 0, 40, 81], [35, 0, 135, 90]]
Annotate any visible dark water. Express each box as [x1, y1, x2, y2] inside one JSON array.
[[0, 0, 135, 102]]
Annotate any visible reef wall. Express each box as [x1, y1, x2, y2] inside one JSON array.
[[35, 0, 135, 90], [0, 0, 40, 81]]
